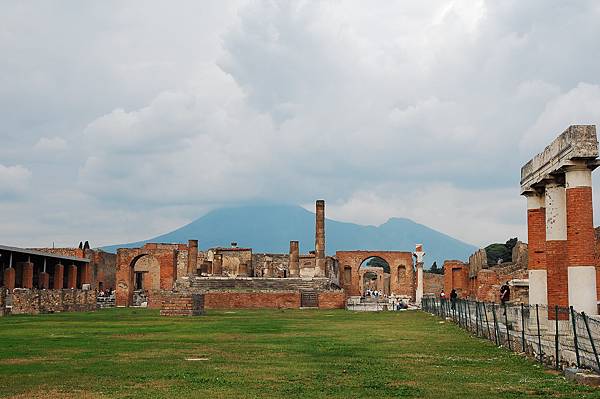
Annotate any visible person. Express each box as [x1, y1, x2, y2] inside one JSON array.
[[450, 289, 457, 311], [500, 281, 510, 306], [440, 290, 446, 301]]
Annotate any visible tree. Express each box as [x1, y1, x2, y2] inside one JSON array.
[[428, 261, 443, 274]]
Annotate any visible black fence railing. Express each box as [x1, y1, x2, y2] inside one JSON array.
[[422, 297, 600, 373]]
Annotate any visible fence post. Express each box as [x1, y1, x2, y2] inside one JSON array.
[[521, 303, 526, 353], [555, 305, 559, 370], [475, 301, 480, 336], [492, 304, 500, 346], [570, 306, 581, 369], [582, 311, 600, 372], [504, 304, 512, 351], [483, 302, 491, 340], [535, 304, 542, 365], [467, 300, 473, 333]]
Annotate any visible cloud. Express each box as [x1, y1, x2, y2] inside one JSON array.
[[34, 137, 68, 152], [2, 1, 600, 249], [0, 164, 32, 199]]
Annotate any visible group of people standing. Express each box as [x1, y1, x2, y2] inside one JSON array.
[[439, 281, 511, 309]]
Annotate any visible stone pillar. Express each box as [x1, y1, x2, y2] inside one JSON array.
[[80, 263, 92, 286], [21, 262, 33, 289], [212, 254, 223, 276], [39, 272, 50, 289], [565, 163, 598, 314], [53, 263, 64, 289], [413, 244, 425, 306], [315, 199, 326, 277], [526, 191, 547, 306], [187, 239, 198, 275], [67, 264, 78, 289], [3, 267, 15, 290], [545, 182, 568, 318], [289, 241, 299, 277]]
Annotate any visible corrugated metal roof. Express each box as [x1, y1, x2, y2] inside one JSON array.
[[0, 245, 90, 263]]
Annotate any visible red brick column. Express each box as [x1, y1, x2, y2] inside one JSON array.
[[80, 263, 91, 286], [39, 272, 50, 289], [212, 254, 223, 276], [53, 263, 64, 289], [67, 264, 78, 289], [187, 240, 198, 275], [21, 262, 33, 289], [545, 183, 568, 319], [565, 164, 597, 314], [315, 200, 326, 277], [525, 191, 547, 306], [3, 267, 15, 290]]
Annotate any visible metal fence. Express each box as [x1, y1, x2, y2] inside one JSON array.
[[422, 297, 600, 373]]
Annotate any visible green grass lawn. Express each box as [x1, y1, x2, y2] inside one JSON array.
[[0, 308, 597, 399]]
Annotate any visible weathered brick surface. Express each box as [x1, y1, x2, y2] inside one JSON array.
[[444, 260, 468, 297], [205, 291, 301, 309], [116, 244, 179, 306], [336, 251, 414, 298], [423, 272, 444, 295], [10, 289, 96, 315], [546, 240, 568, 318], [0, 288, 6, 316], [159, 292, 204, 316], [317, 291, 346, 309], [528, 208, 546, 270], [567, 187, 595, 266]]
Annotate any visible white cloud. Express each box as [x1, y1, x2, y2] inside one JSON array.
[[0, 164, 32, 199], [34, 137, 68, 152], [2, 1, 600, 249]]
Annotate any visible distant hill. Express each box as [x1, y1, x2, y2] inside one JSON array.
[[102, 204, 477, 267]]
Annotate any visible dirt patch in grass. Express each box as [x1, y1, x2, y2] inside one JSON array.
[[3, 357, 47, 365], [8, 389, 107, 399]]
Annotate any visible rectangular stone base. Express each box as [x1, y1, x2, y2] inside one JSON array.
[[159, 293, 204, 316]]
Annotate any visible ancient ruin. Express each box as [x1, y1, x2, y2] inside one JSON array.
[[521, 125, 599, 316]]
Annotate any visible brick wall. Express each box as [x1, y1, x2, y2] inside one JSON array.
[[10, 289, 97, 315], [205, 291, 301, 309], [423, 272, 444, 295], [159, 292, 204, 316], [317, 291, 346, 309]]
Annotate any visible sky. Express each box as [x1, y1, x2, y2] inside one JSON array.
[[2, 0, 600, 249]]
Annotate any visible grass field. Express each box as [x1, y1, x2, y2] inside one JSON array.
[[0, 308, 598, 399]]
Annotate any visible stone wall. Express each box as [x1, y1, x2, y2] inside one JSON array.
[[10, 288, 97, 315], [159, 292, 204, 316], [202, 290, 345, 309], [179, 276, 334, 292], [253, 253, 289, 277], [423, 272, 444, 295]]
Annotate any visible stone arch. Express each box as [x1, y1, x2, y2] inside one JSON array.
[[115, 244, 178, 307], [335, 250, 415, 299]]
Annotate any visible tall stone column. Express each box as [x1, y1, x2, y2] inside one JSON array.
[[80, 263, 92, 286], [545, 182, 568, 318], [21, 261, 33, 289], [212, 254, 223, 276], [39, 258, 50, 289], [187, 239, 198, 275], [53, 263, 64, 289], [67, 264, 78, 289], [526, 191, 547, 305], [565, 163, 598, 314], [315, 200, 326, 277], [413, 244, 425, 306], [289, 241, 299, 277], [3, 267, 15, 290]]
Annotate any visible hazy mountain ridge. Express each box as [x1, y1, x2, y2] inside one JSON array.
[[102, 204, 477, 267]]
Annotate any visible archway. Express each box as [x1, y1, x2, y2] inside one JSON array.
[[335, 251, 415, 298], [359, 256, 391, 296], [131, 254, 160, 306]]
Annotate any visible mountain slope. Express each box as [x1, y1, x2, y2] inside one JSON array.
[[103, 204, 477, 267]]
